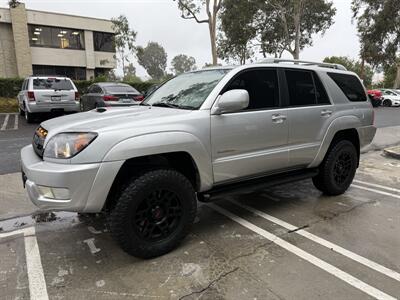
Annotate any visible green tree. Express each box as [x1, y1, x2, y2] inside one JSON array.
[[137, 42, 167, 80], [123, 63, 141, 81], [111, 15, 137, 78], [175, 0, 222, 65], [171, 54, 197, 75], [8, 0, 21, 8], [352, 0, 400, 88], [218, 0, 258, 64], [323, 56, 374, 87], [257, 0, 336, 59]]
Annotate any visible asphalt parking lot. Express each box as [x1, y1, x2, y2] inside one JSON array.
[[0, 107, 399, 299]]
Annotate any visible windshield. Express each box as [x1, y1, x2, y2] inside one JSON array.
[[142, 69, 231, 109], [33, 78, 74, 90]]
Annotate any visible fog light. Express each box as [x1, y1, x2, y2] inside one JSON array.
[[37, 185, 70, 200]]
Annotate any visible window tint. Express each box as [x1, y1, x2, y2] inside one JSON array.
[[92, 86, 103, 94], [313, 73, 330, 104], [33, 78, 74, 90], [22, 79, 27, 90], [32, 65, 86, 80], [104, 85, 139, 94], [28, 25, 84, 50], [93, 32, 115, 52], [328, 73, 366, 102], [225, 69, 279, 110], [286, 70, 316, 106]]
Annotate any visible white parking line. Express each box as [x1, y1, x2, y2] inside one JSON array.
[[0, 227, 49, 300], [14, 114, 18, 130], [208, 203, 396, 300], [230, 199, 400, 282], [1, 114, 9, 130], [353, 180, 400, 194], [352, 184, 400, 200], [0, 113, 18, 131]]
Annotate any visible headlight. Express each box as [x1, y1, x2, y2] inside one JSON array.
[[44, 132, 97, 159]]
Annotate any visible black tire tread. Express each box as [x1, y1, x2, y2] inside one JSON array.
[[109, 169, 196, 258], [313, 140, 357, 196]]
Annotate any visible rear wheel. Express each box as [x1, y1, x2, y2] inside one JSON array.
[[312, 140, 358, 196], [109, 169, 197, 258], [19, 106, 25, 116], [25, 110, 34, 123]]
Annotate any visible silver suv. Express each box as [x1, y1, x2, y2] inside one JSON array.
[[21, 59, 376, 258], [18, 76, 80, 123]]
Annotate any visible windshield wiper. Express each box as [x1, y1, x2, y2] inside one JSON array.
[[151, 102, 194, 110]]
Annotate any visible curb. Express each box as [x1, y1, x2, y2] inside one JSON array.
[[383, 146, 400, 160]]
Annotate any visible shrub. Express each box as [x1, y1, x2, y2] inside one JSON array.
[[0, 78, 24, 97]]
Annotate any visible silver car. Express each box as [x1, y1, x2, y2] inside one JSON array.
[[80, 82, 144, 111], [21, 59, 376, 258], [18, 76, 80, 123]]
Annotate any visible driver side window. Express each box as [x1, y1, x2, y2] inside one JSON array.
[[224, 69, 280, 110]]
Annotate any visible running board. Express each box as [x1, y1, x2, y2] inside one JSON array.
[[198, 168, 319, 202]]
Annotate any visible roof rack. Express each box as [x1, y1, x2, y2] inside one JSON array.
[[258, 58, 347, 71]]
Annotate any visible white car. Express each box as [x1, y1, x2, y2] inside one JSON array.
[[380, 89, 400, 107]]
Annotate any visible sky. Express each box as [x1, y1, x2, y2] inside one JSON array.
[[0, 0, 362, 78]]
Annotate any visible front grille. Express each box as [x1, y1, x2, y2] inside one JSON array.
[[32, 126, 48, 157]]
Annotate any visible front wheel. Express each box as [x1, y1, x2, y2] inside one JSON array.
[[109, 169, 197, 258], [312, 140, 358, 196]]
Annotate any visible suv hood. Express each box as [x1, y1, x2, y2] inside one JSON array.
[[40, 106, 193, 134]]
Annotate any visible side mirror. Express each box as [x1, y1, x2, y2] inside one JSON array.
[[212, 89, 249, 115]]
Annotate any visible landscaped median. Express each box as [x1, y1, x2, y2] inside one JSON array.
[[0, 97, 18, 113]]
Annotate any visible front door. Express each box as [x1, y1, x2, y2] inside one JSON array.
[[211, 68, 289, 184]]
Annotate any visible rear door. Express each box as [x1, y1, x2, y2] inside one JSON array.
[[32, 77, 76, 104], [284, 69, 334, 167], [18, 79, 28, 107]]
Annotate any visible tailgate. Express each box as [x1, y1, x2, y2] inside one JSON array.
[[35, 90, 76, 103]]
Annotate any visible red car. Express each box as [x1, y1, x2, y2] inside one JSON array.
[[367, 90, 382, 107]]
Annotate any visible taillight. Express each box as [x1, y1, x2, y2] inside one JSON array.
[[27, 91, 35, 101], [75, 92, 80, 101], [133, 95, 144, 102], [103, 95, 118, 101]]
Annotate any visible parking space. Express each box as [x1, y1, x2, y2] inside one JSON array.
[[0, 150, 399, 299]]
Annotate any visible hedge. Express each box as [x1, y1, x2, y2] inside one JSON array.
[[0, 77, 158, 98]]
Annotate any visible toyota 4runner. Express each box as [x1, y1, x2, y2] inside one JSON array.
[[21, 59, 376, 258]]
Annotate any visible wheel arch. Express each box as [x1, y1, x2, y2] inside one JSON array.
[[309, 116, 361, 168], [103, 151, 203, 212]]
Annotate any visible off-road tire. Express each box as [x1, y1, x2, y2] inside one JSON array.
[[109, 169, 197, 258], [312, 140, 358, 196]]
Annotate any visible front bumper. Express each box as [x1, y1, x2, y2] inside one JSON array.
[[21, 145, 124, 213]]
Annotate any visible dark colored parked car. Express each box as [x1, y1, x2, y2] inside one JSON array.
[[80, 82, 144, 111], [367, 89, 382, 107]]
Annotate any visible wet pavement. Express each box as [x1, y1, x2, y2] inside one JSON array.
[[1, 150, 399, 300]]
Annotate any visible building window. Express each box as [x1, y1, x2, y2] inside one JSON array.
[[28, 25, 85, 50], [93, 31, 115, 52], [32, 65, 86, 80]]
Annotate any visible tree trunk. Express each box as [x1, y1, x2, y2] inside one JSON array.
[[209, 17, 217, 65], [360, 57, 365, 82], [394, 64, 400, 89], [293, 0, 302, 60]]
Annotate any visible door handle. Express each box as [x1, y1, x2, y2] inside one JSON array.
[[321, 109, 332, 117], [272, 114, 287, 123]]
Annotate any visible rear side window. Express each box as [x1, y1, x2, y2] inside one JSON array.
[[328, 73, 366, 102], [314, 74, 330, 104], [104, 85, 139, 94], [285, 70, 316, 106], [33, 78, 74, 91], [225, 69, 279, 110]]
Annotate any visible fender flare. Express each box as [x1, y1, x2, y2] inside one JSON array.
[[102, 131, 213, 191], [309, 116, 361, 168]]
